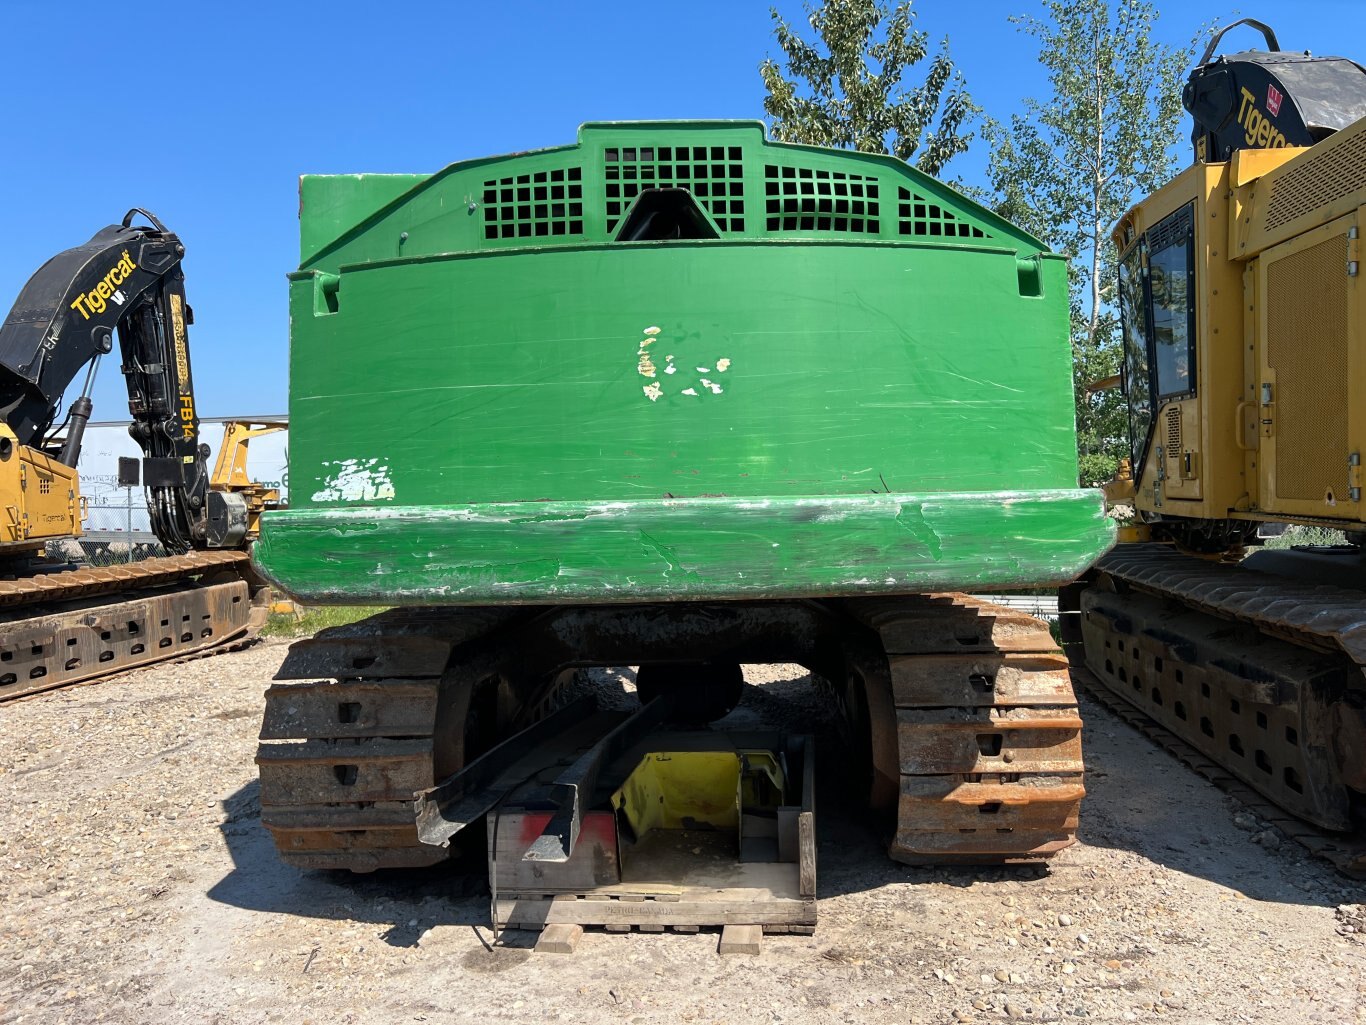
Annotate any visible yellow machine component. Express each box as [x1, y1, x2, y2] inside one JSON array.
[[0, 416, 284, 704], [209, 419, 286, 539], [1096, 458, 1150, 542], [1113, 117, 1366, 536], [0, 424, 82, 550], [611, 751, 744, 836], [609, 750, 787, 840]]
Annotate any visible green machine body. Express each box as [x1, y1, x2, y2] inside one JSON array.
[[253, 121, 1113, 604]]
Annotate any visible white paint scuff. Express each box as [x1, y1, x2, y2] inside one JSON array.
[[635, 325, 735, 402], [311, 458, 396, 503]]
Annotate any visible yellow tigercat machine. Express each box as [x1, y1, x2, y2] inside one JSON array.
[[0, 211, 279, 701], [1066, 20, 1366, 875]]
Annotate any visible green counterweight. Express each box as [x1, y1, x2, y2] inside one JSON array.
[[254, 121, 1113, 604]]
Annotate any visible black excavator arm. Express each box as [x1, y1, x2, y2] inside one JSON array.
[[0, 210, 245, 552]]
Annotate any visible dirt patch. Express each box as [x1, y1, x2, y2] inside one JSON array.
[[1, 647, 1363, 1024]]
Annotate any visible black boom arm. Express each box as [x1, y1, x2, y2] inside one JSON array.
[[0, 210, 214, 552]]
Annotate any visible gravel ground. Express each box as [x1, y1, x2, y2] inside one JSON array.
[[1, 641, 1364, 1025]]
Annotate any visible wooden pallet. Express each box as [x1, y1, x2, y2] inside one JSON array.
[[490, 734, 817, 951], [526, 921, 793, 954], [499, 872, 815, 926]]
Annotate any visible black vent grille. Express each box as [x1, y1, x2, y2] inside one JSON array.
[[898, 186, 988, 239], [764, 165, 881, 233], [482, 168, 584, 241], [604, 146, 745, 234]]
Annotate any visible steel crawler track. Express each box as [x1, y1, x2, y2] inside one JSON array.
[[0, 551, 263, 703], [1073, 664, 1366, 878], [0, 551, 249, 608], [1069, 546, 1366, 876], [256, 608, 533, 870], [846, 594, 1084, 864], [257, 596, 1084, 874]]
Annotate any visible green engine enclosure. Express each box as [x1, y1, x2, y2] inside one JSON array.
[[254, 121, 1113, 604]]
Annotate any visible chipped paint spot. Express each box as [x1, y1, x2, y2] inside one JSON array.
[[696, 366, 710, 373], [895, 503, 944, 560], [716, 358, 731, 372], [311, 458, 396, 503], [699, 378, 723, 395], [681, 387, 698, 396], [664, 364, 677, 375], [637, 529, 700, 582], [637, 328, 664, 383], [643, 382, 662, 401]]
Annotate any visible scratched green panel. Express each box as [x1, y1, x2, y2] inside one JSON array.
[[286, 242, 1075, 504], [257, 122, 1113, 603], [253, 491, 1112, 605]]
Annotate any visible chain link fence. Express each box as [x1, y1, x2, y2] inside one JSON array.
[[70, 488, 167, 564]]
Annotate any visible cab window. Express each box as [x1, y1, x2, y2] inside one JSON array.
[[1118, 244, 1152, 469], [1146, 204, 1196, 398]]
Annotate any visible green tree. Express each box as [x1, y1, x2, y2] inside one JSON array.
[[760, 0, 975, 176], [985, 0, 1201, 485]]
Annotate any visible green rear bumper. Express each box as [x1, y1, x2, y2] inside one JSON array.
[[253, 489, 1112, 605]]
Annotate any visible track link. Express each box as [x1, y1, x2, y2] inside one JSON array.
[[0, 551, 264, 702], [847, 594, 1085, 864], [0, 550, 249, 607], [1068, 546, 1366, 874]]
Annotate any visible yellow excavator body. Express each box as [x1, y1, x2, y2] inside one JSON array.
[[1116, 120, 1366, 534], [1070, 24, 1366, 874], [0, 425, 83, 551]]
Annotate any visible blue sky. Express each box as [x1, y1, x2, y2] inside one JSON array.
[[2, 1, 1363, 419]]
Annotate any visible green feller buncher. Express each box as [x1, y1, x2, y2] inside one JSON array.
[[249, 122, 1114, 927]]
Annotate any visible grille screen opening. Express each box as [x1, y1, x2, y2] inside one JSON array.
[[898, 186, 988, 239], [604, 145, 745, 234], [1265, 128, 1366, 231], [482, 167, 583, 240], [613, 189, 721, 242], [764, 164, 881, 233]]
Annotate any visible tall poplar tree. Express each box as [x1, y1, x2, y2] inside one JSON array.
[[760, 0, 975, 176], [986, 0, 1201, 485]]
